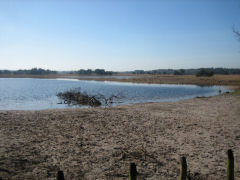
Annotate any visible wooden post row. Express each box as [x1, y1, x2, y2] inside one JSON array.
[[180, 157, 187, 180], [227, 149, 234, 180], [57, 170, 64, 180], [129, 163, 137, 180]]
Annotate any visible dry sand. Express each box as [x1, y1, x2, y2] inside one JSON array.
[[0, 94, 240, 179]]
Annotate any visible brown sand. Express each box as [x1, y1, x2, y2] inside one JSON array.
[[0, 94, 240, 179]]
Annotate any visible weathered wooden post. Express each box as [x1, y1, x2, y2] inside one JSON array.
[[180, 157, 187, 180], [227, 149, 234, 180], [129, 163, 137, 180], [57, 170, 64, 180]]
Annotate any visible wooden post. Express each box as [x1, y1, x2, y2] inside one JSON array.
[[129, 163, 137, 180], [227, 149, 234, 180], [57, 170, 64, 180], [180, 157, 187, 180]]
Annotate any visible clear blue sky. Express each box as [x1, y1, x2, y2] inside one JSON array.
[[0, 0, 239, 71]]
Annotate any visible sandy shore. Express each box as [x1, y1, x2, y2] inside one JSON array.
[[0, 94, 240, 179]]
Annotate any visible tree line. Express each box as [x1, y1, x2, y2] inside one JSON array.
[[132, 68, 240, 76], [0, 68, 57, 75], [76, 69, 113, 75], [1, 68, 240, 77], [0, 68, 113, 76]]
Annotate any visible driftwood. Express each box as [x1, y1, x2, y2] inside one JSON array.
[[57, 89, 101, 107], [57, 89, 122, 107]]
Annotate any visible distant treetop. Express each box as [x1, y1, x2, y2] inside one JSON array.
[[77, 69, 113, 75], [196, 68, 214, 77], [0, 68, 57, 75]]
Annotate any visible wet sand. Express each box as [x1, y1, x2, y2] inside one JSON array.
[[0, 94, 240, 179]]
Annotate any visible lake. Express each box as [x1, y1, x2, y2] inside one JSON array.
[[66, 75, 141, 79], [0, 78, 229, 110]]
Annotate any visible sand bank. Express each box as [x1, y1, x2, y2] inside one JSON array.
[[0, 94, 240, 179]]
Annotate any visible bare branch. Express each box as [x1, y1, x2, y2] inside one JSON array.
[[233, 26, 240, 41], [57, 88, 123, 107]]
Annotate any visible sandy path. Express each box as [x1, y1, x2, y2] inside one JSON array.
[[0, 94, 240, 179]]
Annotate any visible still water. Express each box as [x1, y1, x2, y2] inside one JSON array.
[[0, 78, 228, 110]]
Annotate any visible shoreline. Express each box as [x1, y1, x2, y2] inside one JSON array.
[[0, 94, 240, 179], [0, 92, 231, 112], [0, 80, 233, 111], [1, 74, 240, 86]]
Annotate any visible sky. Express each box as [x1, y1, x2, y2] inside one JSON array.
[[0, 0, 240, 71]]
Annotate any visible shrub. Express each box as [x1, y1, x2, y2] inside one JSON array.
[[196, 68, 214, 77]]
